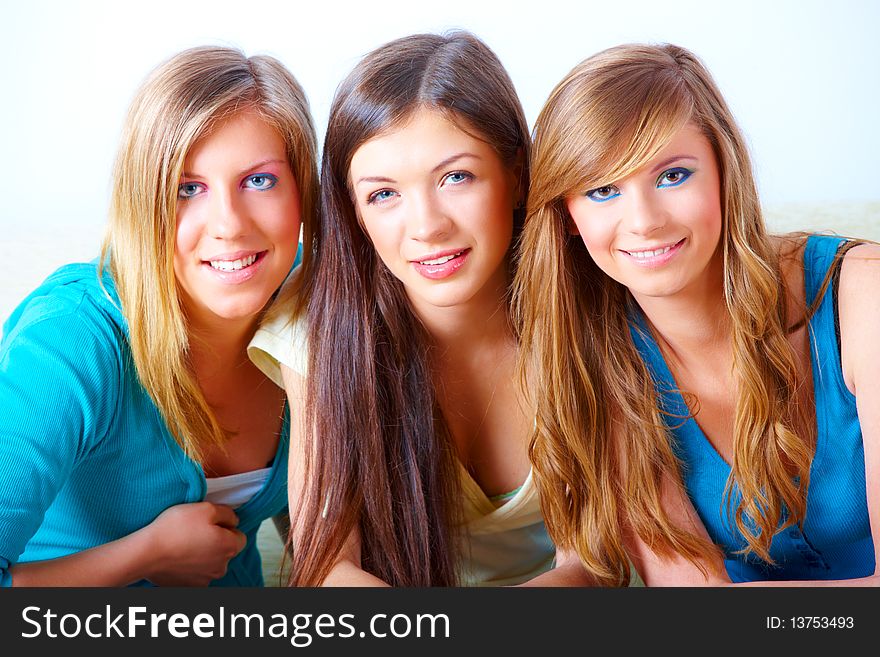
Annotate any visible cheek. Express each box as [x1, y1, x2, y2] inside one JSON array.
[[265, 197, 302, 248], [570, 211, 615, 262], [173, 205, 203, 266], [686, 189, 723, 246], [359, 213, 398, 269], [472, 189, 514, 252]]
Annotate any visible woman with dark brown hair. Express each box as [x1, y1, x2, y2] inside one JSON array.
[[249, 31, 590, 586]]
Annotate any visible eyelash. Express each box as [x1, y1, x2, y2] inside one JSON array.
[[177, 182, 205, 199], [243, 173, 278, 190], [656, 167, 693, 188], [584, 166, 695, 203], [443, 170, 473, 186], [365, 171, 474, 206], [177, 172, 279, 200], [366, 189, 396, 205]]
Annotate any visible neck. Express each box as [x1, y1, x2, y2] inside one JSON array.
[[412, 267, 513, 358], [632, 250, 729, 354], [186, 310, 260, 379]]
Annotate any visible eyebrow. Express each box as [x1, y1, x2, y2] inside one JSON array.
[[181, 158, 287, 180], [649, 155, 698, 175], [354, 152, 481, 186]]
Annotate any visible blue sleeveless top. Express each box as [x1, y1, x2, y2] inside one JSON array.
[[630, 235, 874, 582]]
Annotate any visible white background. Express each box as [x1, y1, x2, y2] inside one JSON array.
[[1, 0, 878, 319]]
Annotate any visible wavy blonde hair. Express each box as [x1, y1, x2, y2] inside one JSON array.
[[101, 46, 318, 462], [514, 43, 814, 585]]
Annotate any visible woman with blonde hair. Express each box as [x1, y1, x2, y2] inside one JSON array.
[[515, 43, 879, 585], [0, 45, 318, 586], [250, 31, 589, 586]]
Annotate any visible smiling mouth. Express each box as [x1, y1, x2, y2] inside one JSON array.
[[416, 250, 466, 266], [623, 239, 685, 259], [207, 252, 263, 272]]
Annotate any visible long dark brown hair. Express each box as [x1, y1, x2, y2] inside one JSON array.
[[289, 31, 530, 586]]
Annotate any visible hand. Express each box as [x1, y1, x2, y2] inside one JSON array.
[[140, 502, 247, 586]]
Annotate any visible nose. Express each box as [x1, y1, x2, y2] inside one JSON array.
[[624, 188, 668, 236], [407, 191, 453, 242], [206, 185, 249, 240]]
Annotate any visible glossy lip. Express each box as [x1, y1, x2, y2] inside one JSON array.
[[200, 249, 268, 284], [203, 248, 264, 262], [411, 247, 471, 280], [619, 238, 686, 268]]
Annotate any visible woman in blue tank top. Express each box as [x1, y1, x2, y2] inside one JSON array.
[[513, 43, 878, 585]]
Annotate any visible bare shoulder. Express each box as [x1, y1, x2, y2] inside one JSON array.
[[838, 243, 880, 393], [838, 243, 880, 320], [840, 242, 880, 285]]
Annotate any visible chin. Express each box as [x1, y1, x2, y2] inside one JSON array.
[[202, 296, 272, 322], [627, 276, 690, 300], [406, 291, 469, 311]]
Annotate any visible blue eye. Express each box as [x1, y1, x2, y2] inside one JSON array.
[[367, 189, 397, 205], [177, 182, 205, 199], [585, 184, 620, 203], [244, 173, 278, 190], [442, 171, 473, 186], [657, 167, 693, 188]]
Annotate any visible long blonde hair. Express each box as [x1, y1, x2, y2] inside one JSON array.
[[101, 46, 318, 462], [514, 43, 813, 585]]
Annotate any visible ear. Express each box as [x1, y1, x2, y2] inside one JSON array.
[[510, 148, 526, 208], [562, 198, 581, 236]]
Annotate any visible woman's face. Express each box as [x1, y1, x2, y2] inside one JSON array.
[[565, 123, 723, 302], [174, 110, 300, 326], [348, 108, 519, 318]]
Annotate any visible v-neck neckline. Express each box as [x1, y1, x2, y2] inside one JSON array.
[[458, 461, 534, 519], [629, 237, 827, 477]]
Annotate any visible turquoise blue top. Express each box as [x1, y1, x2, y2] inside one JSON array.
[[0, 262, 289, 587], [630, 235, 874, 582]]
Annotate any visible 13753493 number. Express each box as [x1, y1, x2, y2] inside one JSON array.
[[766, 616, 854, 629]]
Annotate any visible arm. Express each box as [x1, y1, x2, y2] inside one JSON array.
[[281, 364, 389, 587], [0, 304, 245, 587], [624, 474, 878, 586], [10, 502, 247, 587], [318, 528, 389, 588], [624, 472, 730, 587], [838, 243, 880, 578], [515, 548, 598, 587]]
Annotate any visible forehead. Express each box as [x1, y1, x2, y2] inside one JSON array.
[[185, 110, 287, 167], [349, 108, 496, 176], [660, 123, 712, 154], [609, 122, 715, 183]]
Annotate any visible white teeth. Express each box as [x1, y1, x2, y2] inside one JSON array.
[[628, 245, 672, 259], [419, 251, 463, 266], [209, 254, 258, 271]]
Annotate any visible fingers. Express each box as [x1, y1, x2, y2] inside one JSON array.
[[230, 528, 247, 556], [214, 526, 247, 557], [202, 502, 240, 529], [202, 503, 246, 556]]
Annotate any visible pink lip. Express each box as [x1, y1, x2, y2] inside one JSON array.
[[202, 249, 264, 262], [411, 248, 471, 280], [619, 239, 685, 268], [200, 250, 267, 284]]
